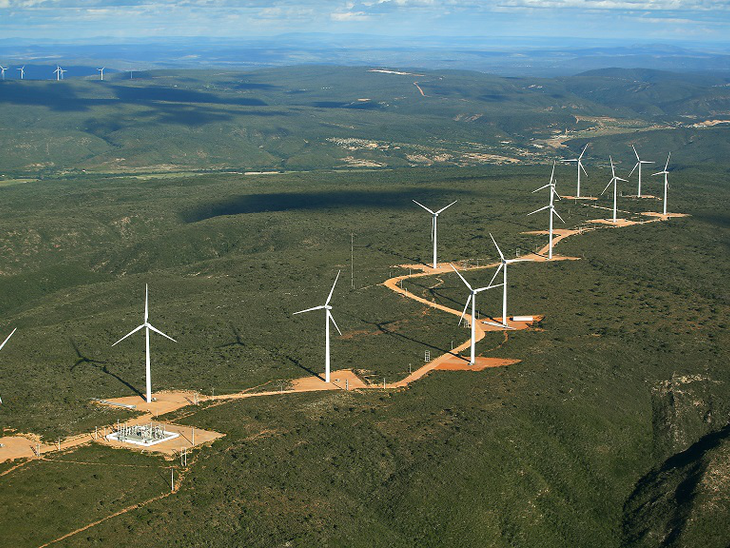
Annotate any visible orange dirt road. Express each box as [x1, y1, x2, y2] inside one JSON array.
[[0, 208, 688, 465]]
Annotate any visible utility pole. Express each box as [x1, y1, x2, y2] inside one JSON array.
[[350, 233, 355, 289]]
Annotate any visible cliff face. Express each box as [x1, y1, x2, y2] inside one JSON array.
[[650, 374, 726, 461], [623, 374, 730, 547]]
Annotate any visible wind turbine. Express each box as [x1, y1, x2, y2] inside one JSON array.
[[0, 328, 17, 404], [112, 285, 176, 403], [628, 145, 653, 197], [54, 65, 62, 81], [528, 161, 565, 260], [292, 271, 342, 383], [652, 153, 671, 215], [0, 66, 6, 80], [601, 156, 627, 224], [451, 264, 500, 365], [563, 144, 589, 198], [97, 67, 105, 81], [412, 199, 458, 268], [60, 67, 67, 80], [489, 233, 528, 328], [17, 66, 24, 80]]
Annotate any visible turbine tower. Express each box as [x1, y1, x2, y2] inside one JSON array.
[[112, 284, 177, 403], [451, 264, 500, 365], [412, 199, 458, 269], [292, 271, 342, 383], [489, 233, 528, 328], [601, 157, 627, 224], [17, 66, 24, 80], [628, 145, 653, 197], [0, 328, 17, 405], [0, 66, 6, 80], [97, 67, 105, 81], [652, 153, 671, 215], [528, 161, 565, 260], [563, 144, 589, 198]]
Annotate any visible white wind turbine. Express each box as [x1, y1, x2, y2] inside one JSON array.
[[54, 65, 62, 81], [97, 67, 105, 81], [112, 285, 176, 403], [563, 144, 589, 198], [489, 233, 529, 328], [528, 161, 565, 260], [292, 271, 342, 383], [601, 156, 627, 224], [451, 264, 500, 365], [652, 153, 671, 215], [17, 66, 24, 80], [412, 199, 458, 269], [0, 66, 7, 80], [0, 328, 17, 404], [628, 145, 654, 197]]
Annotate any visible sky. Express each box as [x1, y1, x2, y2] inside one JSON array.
[[0, 0, 729, 45]]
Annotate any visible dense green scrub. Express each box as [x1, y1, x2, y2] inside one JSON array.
[[0, 161, 727, 547]]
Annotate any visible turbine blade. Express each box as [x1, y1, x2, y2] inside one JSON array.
[[632, 144, 640, 161], [112, 324, 144, 346], [325, 270, 341, 305], [489, 233, 504, 261], [532, 183, 550, 193], [0, 328, 17, 352], [580, 162, 588, 177], [458, 294, 472, 326], [487, 263, 503, 287], [528, 204, 550, 216], [628, 162, 639, 178], [550, 161, 556, 183], [664, 152, 670, 171], [450, 263, 473, 291], [553, 208, 566, 224], [328, 310, 342, 336], [579, 144, 588, 159], [435, 200, 458, 214], [293, 305, 325, 315], [601, 179, 613, 195], [144, 284, 149, 323], [563, 158, 577, 163], [412, 200, 435, 215], [148, 324, 177, 343]]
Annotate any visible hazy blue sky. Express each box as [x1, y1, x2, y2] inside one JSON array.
[[0, 0, 728, 44]]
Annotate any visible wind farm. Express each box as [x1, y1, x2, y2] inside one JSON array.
[[0, 52, 723, 548]]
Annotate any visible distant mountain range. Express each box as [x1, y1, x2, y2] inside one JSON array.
[[1, 35, 730, 77]]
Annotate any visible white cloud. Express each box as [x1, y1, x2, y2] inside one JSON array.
[[331, 9, 372, 20]]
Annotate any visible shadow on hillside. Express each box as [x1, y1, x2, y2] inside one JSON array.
[[623, 422, 730, 547], [69, 338, 144, 399], [350, 316, 461, 361], [183, 189, 473, 222]]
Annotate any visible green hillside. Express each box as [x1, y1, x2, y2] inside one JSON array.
[[0, 66, 728, 547], [1, 66, 728, 177]]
